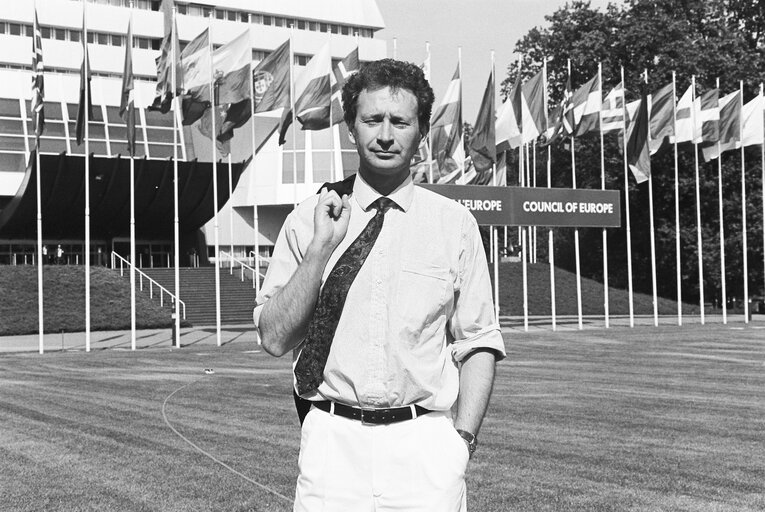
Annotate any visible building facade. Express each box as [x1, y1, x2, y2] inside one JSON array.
[[0, 0, 387, 265]]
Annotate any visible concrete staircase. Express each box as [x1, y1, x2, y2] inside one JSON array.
[[139, 267, 257, 326]]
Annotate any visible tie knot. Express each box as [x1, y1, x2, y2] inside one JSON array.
[[372, 197, 395, 214]]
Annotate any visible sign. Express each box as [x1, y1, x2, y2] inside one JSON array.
[[419, 184, 621, 227]]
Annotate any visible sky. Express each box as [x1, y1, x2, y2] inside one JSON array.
[[375, 0, 613, 122]]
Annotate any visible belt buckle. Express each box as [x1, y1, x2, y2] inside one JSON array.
[[359, 407, 375, 425]]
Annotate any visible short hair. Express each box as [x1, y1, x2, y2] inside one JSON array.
[[342, 58, 434, 135]]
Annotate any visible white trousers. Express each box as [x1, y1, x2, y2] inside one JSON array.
[[294, 406, 469, 512]]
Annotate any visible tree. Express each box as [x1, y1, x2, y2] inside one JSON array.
[[504, 0, 765, 305]]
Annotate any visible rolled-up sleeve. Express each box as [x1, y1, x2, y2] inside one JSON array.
[[449, 213, 506, 363], [252, 210, 305, 333]]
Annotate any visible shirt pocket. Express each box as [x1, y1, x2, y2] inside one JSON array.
[[394, 259, 452, 335]]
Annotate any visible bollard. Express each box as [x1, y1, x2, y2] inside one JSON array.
[[170, 305, 177, 347]]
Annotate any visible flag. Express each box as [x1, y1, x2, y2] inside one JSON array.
[[572, 74, 601, 136], [562, 76, 575, 135], [468, 71, 495, 172], [673, 85, 694, 143], [75, 11, 92, 146], [496, 70, 522, 151], [421, 48, 431, 83], [330, 47, 360, 126], [693, 89, 719, 143], [253, 39, 291, 114], [540, 104, 563, 146], [741, 93, 764, 147], [648, 82, 674, 154], [198, 103, 231, 157], [410, 139, 431, 183], [31, 7, 44, 139], [430, 65, 462, 179], [701, 91, 741, 161], [626, 95, 650, 183], [600, 82, 624, 134], [182, 29, 251, 127], [295, 43, 333, 131], [119, 17, 136, 157], [521, 70, 546, 143], [149, 0, 181, 113]]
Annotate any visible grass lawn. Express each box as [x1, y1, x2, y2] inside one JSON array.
[[1, 324, 763, 511]]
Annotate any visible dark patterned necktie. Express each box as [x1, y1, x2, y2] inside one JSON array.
[[294, 197, 394, 395]]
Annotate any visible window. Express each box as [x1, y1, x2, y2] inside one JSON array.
[[137, 37, 148, 49], [70, 30, 80, 42], [87, 32, 95, 43], [176, 4, 187, 14], [227, 11, 236, 21], [341, 25, 350, 35], [274, 17, 284, 27], [215, 9, 225, 20], [26, 25, 34, 37], [54, 28, 66, 40], [309, 22, 317, 31], [263, 16, 272, 26], [330, 24, 339, 34], [250, 14, 262, 24], [151, 38, 161, 50], [97, 33, 108, 45], [320, 23, 327, 33], [297, 20, 305, 30], [9, 23, 21, 36], [239, 12, 248, 22]]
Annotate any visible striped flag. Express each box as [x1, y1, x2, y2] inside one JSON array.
[[648, 82, 674, 154], [431, 65, 463, 180], [521, 70, 546, 143], [468, 70, 495, 172], [31, 7, 44, 139], [673, 85, 694, 143], [119, 17, 135, 157], [496, 70, 522, 151], [741, 93, 764, 147], [626, 95, 650, 183], [693, 89, 719, 144], [562, 76, 575, 135], [572, 74, 601, 136], [701, 90, 740, 161], [330, 47, 359, 126], [601, 82, 624, 133]]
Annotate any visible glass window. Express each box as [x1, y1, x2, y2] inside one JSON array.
[[250, 14, 262, 24], [97, 33, 108, 45], [320, 23, 327, 33], [0, 23, 5, 34], [54, 28, 66, 40], [151, 38, 161, 50], [297, 20, 305, 30], [341, 25, 350, 35], [0, 98, 19, 116], [309, 22, 317, 31], [282, 151, 306, 183], [41, 26, 50, 38], [274, 17, 284, 27], [240, 12, 248, 22], [215, 9, 225, 20], [137, 37, 148, 49], [26, 25, 34, 37], [312, 153, 332, 183], [70, 30, 80, 42], [227, 11, 237, 21], [111, 34, 122, 46], [330, 24, 339, 34], [87, 32, 95, 43], [9, 23, 21, 36], [176, 4, 187, 14], [263, 16, 272, 25]]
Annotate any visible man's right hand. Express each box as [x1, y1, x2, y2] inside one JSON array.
[[309, 189, 351, 256]]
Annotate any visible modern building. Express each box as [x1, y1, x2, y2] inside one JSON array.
[[0, 0, 386, 266]]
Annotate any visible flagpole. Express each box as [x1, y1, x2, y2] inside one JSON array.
[[426, 41, 434, 184], [761, 83, 764, 322], [522, 141, 529, 330], [248, 14, 260, 293], [672, 71, 682, 326], [621, 66, 635, 327], [33, 0, 44, 354], [517, 56, 523, 248], [645, 69, 659, 327], [328, 33, 337, 182], [171, 5, 181, 348], [568, 59, 583, 330], [209, 13, 222, 346], [392, 37, 397, 60], [228, 153, 234, 272], [532, 141, 537, 264], [543, 57, 556, 331], [490, 50, 499, 320], [83, 0, 91, 352], [129, 1, 137, 350], [458, 46, 464, 177], [715, 77, 727, 324], [690, 76, 705, 323], [598, 63, 610, 327], [740, 79, 749, 323], [289, 26, 297, 209]]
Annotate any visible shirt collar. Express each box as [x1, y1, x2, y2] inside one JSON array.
[[353, 173, 414, 212]]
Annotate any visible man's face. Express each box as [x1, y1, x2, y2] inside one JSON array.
[[349, 86, 423, 181]]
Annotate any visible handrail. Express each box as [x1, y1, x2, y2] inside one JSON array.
[[110, 251, 186, 319], [219, 250, 266, 290]]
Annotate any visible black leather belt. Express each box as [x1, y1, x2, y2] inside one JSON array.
[[312, 400, 432, 425]]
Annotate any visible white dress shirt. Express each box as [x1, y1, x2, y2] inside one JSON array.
[[254, 173, 505, 411]]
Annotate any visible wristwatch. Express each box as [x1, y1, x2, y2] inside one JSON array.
[[456, 429, 477, 457]]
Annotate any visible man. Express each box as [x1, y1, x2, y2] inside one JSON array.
[[254, 59, 505, 511]]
